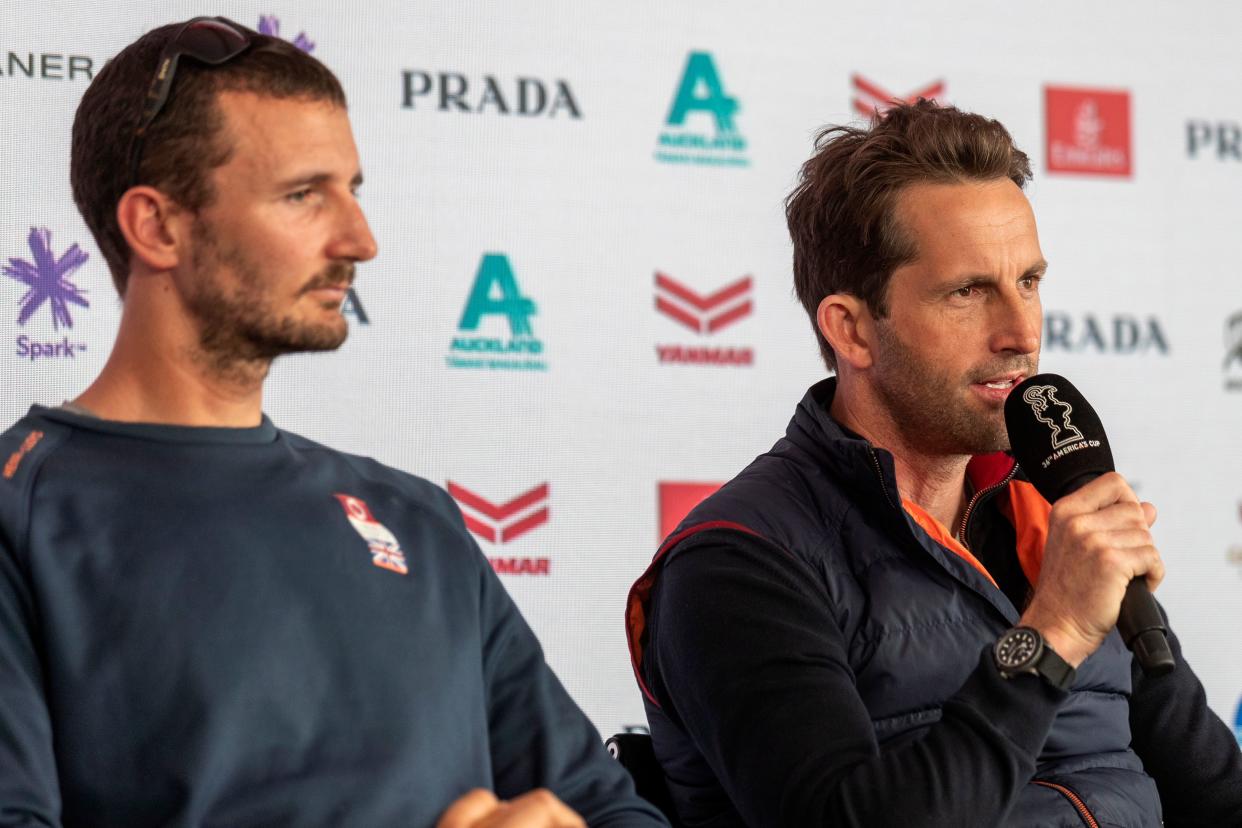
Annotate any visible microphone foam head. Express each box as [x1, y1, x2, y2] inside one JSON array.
[[1004, 373, 1115, 502]]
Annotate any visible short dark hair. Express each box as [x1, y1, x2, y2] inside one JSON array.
[[70, 21, 347, 295], [785, 100, 1032, 371]]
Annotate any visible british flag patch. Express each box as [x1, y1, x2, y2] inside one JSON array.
[[334, 494, 409, 575]]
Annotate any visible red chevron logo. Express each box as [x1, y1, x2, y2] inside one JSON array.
[[447, 481, 550, 544], [658, 481, 722, 540], [852, 74, 945, 118], [654, 272, 753, 334]]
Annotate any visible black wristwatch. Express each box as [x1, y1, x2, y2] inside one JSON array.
[[993, 626, 1076, 691]]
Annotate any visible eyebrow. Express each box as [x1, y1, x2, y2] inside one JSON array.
[[1024, 259, 1049, 278], [275, 171, 365, 190], [948, 260, 1050, 287]]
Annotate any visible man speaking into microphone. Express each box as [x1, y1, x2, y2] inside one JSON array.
[[626, 101, 1242, 826]]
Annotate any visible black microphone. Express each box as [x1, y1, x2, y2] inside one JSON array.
[[1003, 373, 1175, 677]]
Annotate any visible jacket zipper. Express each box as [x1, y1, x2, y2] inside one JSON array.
[[866, 447, 897, 508], [955, 463, 1018, 549], [1031, 780, 1100, 828]]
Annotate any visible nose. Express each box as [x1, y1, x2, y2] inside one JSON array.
[[990, 287, 1040, 356], [328, 194, 378, 263]]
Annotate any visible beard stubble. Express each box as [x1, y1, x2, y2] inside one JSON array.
[[870, 320, 1034, 456], [184, 218, 354, 368]]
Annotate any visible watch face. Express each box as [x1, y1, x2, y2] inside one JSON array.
[[996, 628, 1041, 669]]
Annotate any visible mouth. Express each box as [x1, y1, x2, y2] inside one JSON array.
[[971, 371, 1026, 397], [301, 263, 357, 298], [304, 283, 351, 301]]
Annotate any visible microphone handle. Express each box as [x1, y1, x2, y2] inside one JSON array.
[[1117, 577, 1176, 676]]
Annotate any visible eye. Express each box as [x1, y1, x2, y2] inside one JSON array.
[[952, 285, 978, 298], [286, 187, 314, 203], [1018, 274, 1042, 290]]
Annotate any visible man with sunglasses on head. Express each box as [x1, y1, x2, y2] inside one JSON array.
[[0, 18, 665, 828]]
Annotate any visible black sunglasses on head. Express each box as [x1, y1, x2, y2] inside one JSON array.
[[128, 16, 256, 189]]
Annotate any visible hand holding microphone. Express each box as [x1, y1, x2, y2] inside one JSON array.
[[1004, 374, 1176, 676]]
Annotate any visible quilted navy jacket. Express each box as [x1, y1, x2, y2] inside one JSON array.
[[628, 379, 1241, 827]]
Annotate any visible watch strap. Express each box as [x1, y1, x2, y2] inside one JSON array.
[[1032, 639, 1075, 690], [994, 626, 1076, 691]]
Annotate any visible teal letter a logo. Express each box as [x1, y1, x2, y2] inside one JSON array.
[[458, 253, 537, 336], [665, 52, 739, 134]]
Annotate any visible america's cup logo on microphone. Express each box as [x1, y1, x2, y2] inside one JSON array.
[[1009, 377, 1104, 472], [1022, 384, 1085, 449]]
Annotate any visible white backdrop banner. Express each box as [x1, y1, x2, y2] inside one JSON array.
[[4, 0, 1241, 744]]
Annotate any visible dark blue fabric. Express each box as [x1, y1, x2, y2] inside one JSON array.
[[0, 406, 666, 828], [638, 379, 1171, 826]]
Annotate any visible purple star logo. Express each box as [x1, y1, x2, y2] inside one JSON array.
[[258, 15, 315, 53], [4, 227, 89, 330]]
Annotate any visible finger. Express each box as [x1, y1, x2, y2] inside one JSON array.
[[1097, 528, 1157, 550], [498, 789, 586, 828], [1141, 501, 1157, 527], [1141, 549, 1166, 591], [437, 789, 501, 828], [1109, 544, 1164, 586], [1110, 473, 1142, 504], [1054, 471, 1134, 514], [1058, 508, 1142, 546], [1072, 500, 1152, 534]]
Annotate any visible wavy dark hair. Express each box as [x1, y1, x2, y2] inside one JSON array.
[[786, 100, 1032, 371]]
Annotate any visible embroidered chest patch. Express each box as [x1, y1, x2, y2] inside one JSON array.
[[333, 493, 409, 575]]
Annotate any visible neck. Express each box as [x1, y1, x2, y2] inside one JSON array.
[[830, 375, 970, 531], [74, 284, 268, 428]]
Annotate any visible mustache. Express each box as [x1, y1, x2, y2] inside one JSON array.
[[300, 262, 356, 294], [967, 357, 1038, 383]]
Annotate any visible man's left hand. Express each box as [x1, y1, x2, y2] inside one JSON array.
[[435, 788, 586, 828]]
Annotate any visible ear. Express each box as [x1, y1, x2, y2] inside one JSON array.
[[115, 186, 190, 274], [816, 293, 876, 370]]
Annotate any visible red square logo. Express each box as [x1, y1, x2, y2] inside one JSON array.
[[658, 481, 721, 541], [1045, 86, 1132, 177]]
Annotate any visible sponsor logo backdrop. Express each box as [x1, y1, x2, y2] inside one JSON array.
[[4, 0, 1241, 739]]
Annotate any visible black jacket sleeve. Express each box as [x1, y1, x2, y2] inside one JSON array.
[[644, 529, 1067, 828], [1127, 610, 1242, 826]]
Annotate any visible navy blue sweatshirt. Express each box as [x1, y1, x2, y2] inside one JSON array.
[[0, 406, 665, 828]]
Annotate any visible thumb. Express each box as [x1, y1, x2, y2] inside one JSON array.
[[437, 789, 500, 828]]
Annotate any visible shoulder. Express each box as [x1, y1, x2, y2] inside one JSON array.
[[0, 409, 75, 488], [680, 451, 857, 555], [0, 409, 76, 550], [278, 429, 468, 533]]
